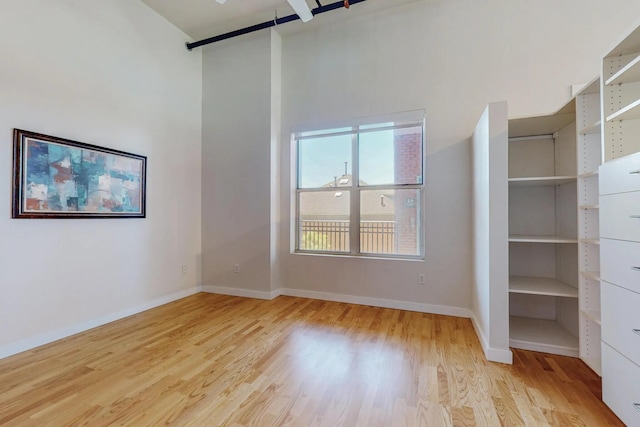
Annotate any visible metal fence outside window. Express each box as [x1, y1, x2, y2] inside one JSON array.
[[300, 220, 396, 254]]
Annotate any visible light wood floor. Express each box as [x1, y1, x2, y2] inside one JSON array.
[[0, 293, 622, 426]]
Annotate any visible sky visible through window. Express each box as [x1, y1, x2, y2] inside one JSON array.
[[298, 129, 395, 188]]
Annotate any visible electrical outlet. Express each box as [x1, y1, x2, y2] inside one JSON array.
[[418, 274, 425, 285], [181, 265, 187, 275], [234, 264, 240, 273]]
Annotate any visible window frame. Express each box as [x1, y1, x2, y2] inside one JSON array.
[[293, 113, 426, 260]]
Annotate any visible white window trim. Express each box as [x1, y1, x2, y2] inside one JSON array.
[[292, 112, 426, 260]]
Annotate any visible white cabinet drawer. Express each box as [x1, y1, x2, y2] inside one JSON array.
[[600, 192, 640, 241], [602, 343, 640, 427], [601, 239, 640, 293], [601, 282, 640, 366], [600, 151, 640, 195]]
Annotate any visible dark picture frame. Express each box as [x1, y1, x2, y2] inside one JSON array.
[[12, 129, 146, 219]]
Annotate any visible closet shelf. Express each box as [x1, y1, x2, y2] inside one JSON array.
[[580, 270, 601, 281], [509, 235, 578, 243], [605, 53, 640, 86], [579, 204, 599, 209], [579, 120, 601, 135], [578, 171, 599, 179], [581, 309, 602, 325], [509, 276, 578, 298], [606, 98, 640, 122], [580, 238, 600, 245], [508, 176, 576, 187], [510, 316, 579, 356]]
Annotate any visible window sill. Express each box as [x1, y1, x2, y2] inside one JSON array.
[[292, 251, 424, 262]]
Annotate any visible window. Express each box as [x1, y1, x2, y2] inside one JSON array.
[[294, 114, 425, 258]]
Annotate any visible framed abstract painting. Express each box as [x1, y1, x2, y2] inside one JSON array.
[[12, 129, 146, 219]]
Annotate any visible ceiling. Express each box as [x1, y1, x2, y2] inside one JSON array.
[[141, 0, 421, 42]]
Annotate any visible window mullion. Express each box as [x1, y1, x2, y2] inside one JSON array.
[[350, 130, 360, 255]]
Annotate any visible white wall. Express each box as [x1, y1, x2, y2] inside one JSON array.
[[270, 32, 284, 293], [276, 0, 640, 312], [201, 30, 281, 295], [0, 0, 202, 357], [472, 102, 510, 364]]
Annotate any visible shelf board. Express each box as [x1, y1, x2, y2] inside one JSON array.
[[508, 176, 576, 187], [578, 171, 599, 179], [606, 98, 640, 122], [576, 77, 600, 96], [580, 238, 600, 245], [579, 204, 599, 209], [605, 53, 640, 86], [509, 276, 578, 298], [509, 235, 578, 244], [509, 316, 579, 356], [580, 270, 601, 281], [508, 99, 575, 138], [581, 309, 602, 325], [579, 120, 602, 135]]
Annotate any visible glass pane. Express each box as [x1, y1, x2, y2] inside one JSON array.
[[298, 134, 352, 189], [298, 191, 350, 252], [359, 189, 421, 256], [360, 122, 393, 130], [359, 125, 423, 186], [299, 126, 352, 138]]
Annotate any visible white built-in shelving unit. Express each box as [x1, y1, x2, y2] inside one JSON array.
[[575, 78, 603, 376], [507, 101, 580, 357], [603, 26, 640, 161], [473, 20, 640, 423], [599, 23, 640, 427]]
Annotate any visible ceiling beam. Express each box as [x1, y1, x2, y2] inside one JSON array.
[[185, 0, 366, 51]]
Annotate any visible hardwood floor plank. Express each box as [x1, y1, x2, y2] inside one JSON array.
[[0, 293, 622, 426], [451, 405, 476, 427]]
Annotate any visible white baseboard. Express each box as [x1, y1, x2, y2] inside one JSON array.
[[276, 288, 473, 319], [203, 285, 472, 318], [509, 339, 578, 358], [470, 314, 513, 364], [0, 286, 200, 360], [200, 285, 278, 300]]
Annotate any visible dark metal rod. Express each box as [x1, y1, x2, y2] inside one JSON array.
[[186, 0, 367, 50]]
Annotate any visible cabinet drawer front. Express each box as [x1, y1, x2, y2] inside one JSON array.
[[600, 192, 640, 241], [602, 343, 640, 427], [601, 239, 640, 293], [601, 282, 640, 366], [600, 152, 640, 195]]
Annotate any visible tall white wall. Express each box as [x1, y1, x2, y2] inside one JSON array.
[[472, 102, 510, 364], [201, 30, 282, 295], [0, 0, 202, 357], [276, 0, 640, 312], [270, 32, 284, 293]]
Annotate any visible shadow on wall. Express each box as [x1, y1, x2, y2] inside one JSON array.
[[422, 137, 473, 307], [201, 222, 271, 292]]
